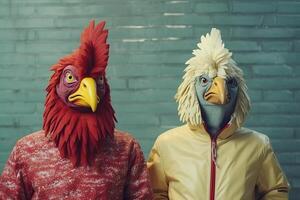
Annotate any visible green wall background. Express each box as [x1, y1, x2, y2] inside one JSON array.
[[0, 0, 300, 198]]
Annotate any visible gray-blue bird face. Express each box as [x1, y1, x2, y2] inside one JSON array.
[[195, 74, 238, 106], [195, 74, 238, 132]]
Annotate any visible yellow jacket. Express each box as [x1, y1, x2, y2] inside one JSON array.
[[147, 123, 289, 200]]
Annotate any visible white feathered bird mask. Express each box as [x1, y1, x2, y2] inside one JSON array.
[[175, 28, 250, 127]]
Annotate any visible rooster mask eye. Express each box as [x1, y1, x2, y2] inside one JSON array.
[[65, 72, 77, 84], [56, 65, 80, 105]]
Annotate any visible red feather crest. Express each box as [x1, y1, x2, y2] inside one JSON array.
[[76, 20, 109, 75]]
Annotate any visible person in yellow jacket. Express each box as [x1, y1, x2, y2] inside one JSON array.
[[147, 28, 289, 200]]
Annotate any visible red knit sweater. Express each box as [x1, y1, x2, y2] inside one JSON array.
[[0, 130, 153, 200]]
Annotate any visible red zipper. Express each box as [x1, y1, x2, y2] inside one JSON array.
[[210, 137, 217, 200], [207, 124, 229, 200]]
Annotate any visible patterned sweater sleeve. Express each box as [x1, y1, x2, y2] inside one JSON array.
[[124, 139, 153, 200], [0, 142, 32, 200]]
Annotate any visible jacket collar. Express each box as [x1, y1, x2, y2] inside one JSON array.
[[187, 118, 238, 140]]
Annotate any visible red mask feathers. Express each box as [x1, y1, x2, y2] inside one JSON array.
[[43, 20, 116, 167]]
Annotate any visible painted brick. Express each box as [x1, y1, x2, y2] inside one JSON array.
[[226, 41, 260, 52], [16, 114, 42, 126], [282, 165, 300, 177], [277, 15, 300, 26], [0, 0, 9, 5], [37, 29, 81, 40], [0, 136, 18, 152], [283, 52, 300, 64], [0, 19, 14, 28], [295, 91, 300, 101], [294, 40, 300, 51], [37, 54, 62, 65], [262, 15, 276, 26], [292, 65, 300, 76], [163, 1, 192, 13], [231, 28, 300, 39], [0, 7, 10, 16], [248, 78, 300, 90], [249, 127, 294, 139], [16, 42, 75, 53], [0, 127, 31, 139], [107, 78, 127, 89], [247, 90, 263, 102], [292, 178, 300, 188], [262, 41, 292, 51], [111, 89, 174, 103], [0, 115, 16, 126], [15, 18, 55, 28], [271, 140, 300, 153], [0, 90, 45, 103], [263, 90, 294, 102], [277, 153, 299, 164], [0, 43, 15, 53], [136, 138, 156, 156], [117, 113, 159, 126], [0, 78, 46, 90], [232, 2, 276, 13], [235, 53, 286, 64], [238, 65, 252, 78], [128, 77, 180, 89], [11, 6, 36, 16], [109, 53, 189, 65], [11, 0, 61, 3], [278, 2, 300, 13], [121, 125, 166, 140], [111, 40, 196, 53], [251, 102, 300, 114], [110, 27, 193, 39], [246, 114, 300, 127], [54, 18, 95, 28], [0, 103, 36, 114], [160, 114, 181, 127], [194, 2, 228, 13], [108, 64, 183, 77], [114, 102, 177, 114], [0, 54, 35, 65], [0, 30, 28, 41], [252, 65, 293, 76], [54, 15, 213, 27], [212, 15, 263, 26]]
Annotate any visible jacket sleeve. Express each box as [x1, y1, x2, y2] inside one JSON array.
[[147, 138, 169, 200], [124, 139, 153, 200], [0, 144, 28, 200], [256, 136, 289, 200]]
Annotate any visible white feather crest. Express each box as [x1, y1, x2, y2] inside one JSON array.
[[175, 28, 250, 128]]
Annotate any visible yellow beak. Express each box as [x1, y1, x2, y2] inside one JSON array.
[[204, 77, 228, 105], [68, 77, 99, 112]]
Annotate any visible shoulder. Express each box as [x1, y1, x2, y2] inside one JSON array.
[[151, 125, 189, 152], [113, 129, 139, 145], [113, 129, 143, 152], [156, 125, 188, 143], [113, 129, 145, 160], [8, 130, 49, 164], [235, 127, 270, 147], [15, 130, 48, 149]]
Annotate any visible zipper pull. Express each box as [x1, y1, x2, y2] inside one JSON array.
[[212, 139, 219, 168]]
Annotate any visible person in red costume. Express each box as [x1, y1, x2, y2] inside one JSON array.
[[0, 20, 153, 200]]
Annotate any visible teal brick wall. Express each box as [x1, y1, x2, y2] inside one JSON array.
[[0, 0, 299, 198]]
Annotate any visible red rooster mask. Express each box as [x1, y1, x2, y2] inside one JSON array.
[[43, 20, 116, 167]]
